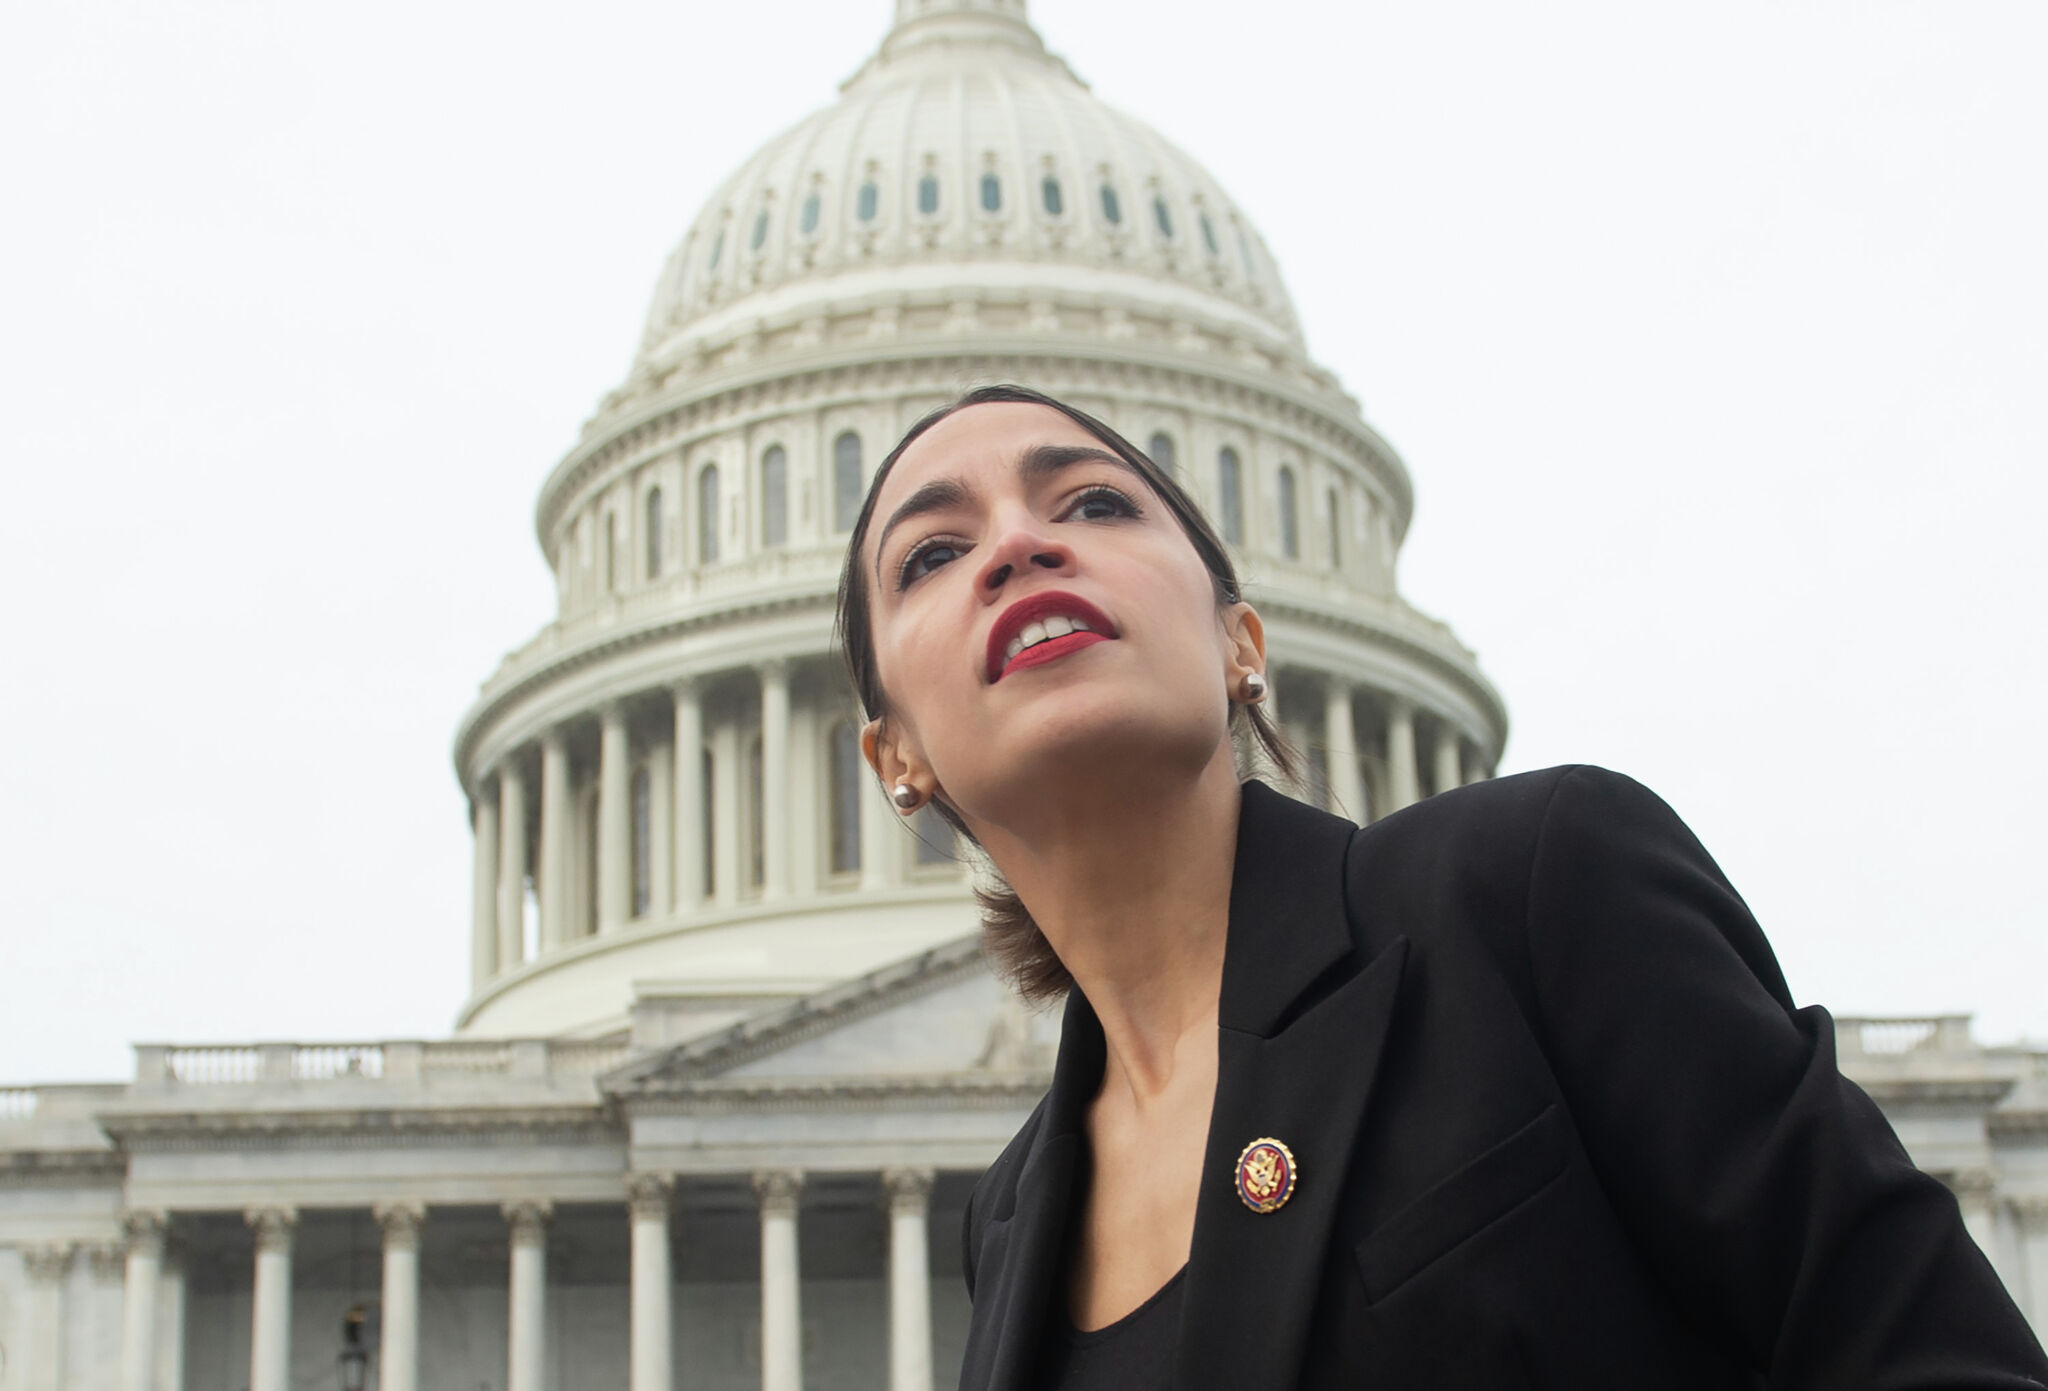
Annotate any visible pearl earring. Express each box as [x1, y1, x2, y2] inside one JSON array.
[[1239, 671, 1268, 704], [891, 783, 921, 811]]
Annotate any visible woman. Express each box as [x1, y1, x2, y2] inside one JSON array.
[[836, 385, 2046, 1388]]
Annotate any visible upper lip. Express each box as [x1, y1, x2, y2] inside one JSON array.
[[985, 589, 1118, 682]]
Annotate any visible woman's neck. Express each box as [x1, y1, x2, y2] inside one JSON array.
[[976, 750, 1241, 1099]]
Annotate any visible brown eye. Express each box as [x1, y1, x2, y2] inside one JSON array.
[[898, 538, 965, 587]]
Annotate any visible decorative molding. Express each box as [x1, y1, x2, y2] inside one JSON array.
[[625, 1171, 675, 1220], [752, 1169, 805, 1215], [373, 1201, 427, 1249], [882, 1166, 934, 1213], [84, 1241, 125, 1282], [121, 1208, 169, 1257], [100, 1105, 617, 1153], [627, 1073, 1051, 1116], [246, 1205, 298, 1253], [21, 1242, 74, 1283], [0, 1149, 128, 1185], [503, 1200, 554, 1243]]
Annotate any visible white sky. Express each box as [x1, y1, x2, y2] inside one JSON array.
[[2, 1, 2042, 1084]]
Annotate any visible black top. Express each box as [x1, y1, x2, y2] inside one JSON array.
[[1037, 1267, 1186, 1391]]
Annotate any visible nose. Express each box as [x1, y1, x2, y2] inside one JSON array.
[[974, 512, 1074, 598]]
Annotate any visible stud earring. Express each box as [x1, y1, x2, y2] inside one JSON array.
[[891, 783, 921, 811], [1239, 671, 1268, 704]]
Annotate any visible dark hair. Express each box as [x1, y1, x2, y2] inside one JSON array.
[[834, 384, 1297, 1002]]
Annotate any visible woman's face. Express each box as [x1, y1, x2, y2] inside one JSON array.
[[860, 401, 1259, 832]]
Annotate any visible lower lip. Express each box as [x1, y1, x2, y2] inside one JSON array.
[[997, 631, 1110, 680]]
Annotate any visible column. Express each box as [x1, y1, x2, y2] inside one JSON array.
[[505, 1201, 552, 1391], [648, 739, 674, 914], [671, 681, 705, 911], [375, 1203, 426, 1391], [712, 722, 741, 906], [471, 787, 501, 988], [497, 761, 529, 968], [754, 1171, 805, 1391], [2015, 1199, 2048, 1333], [628, 1174, 675, 1391], [22, 1244, 71, 1391], [120, 1210, 168, 1391], [158, 1250, 187, 1391], [1385, 701, 1420, 813], [859, 764, 899, 892], [539, 730, 572, 949], [884, 1169, 934, 1391], [1955, 1170, 1999, 1267], [1431, 724, 1462, 800], [245, 1206, 297, 1391], [760, 662, 792, 899], [1323, 682, 1364, 822], [1463, 747, 1489, 786], [599, 704, 632, 931]]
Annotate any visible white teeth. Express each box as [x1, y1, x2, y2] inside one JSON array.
[[1005, 636, 1024, 661], [1001, 613, 1101, 669], [1043, 615, 1073, 638], [1070, 617, 1092, 632], [1019, 620, 1047, 647]]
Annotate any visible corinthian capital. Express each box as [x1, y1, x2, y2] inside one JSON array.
[[245, 1205, 298, 1253]]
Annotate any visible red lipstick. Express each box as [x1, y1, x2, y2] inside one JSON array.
[[985, 590, 1117, 683]]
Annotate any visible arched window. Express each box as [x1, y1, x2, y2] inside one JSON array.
[[604, 513, 617, 593], [833, 431, 863, 533], [645, 488, 663, 579], [917, 174, 939, 215], [914, 804, 953, 865], [630, 766, 651, 917], [828, 722, 861, 875], [1041, 176, 1063, 215], [698, 465, 721, 563], [750, 210, 769, 250], [1278, 465, 1300, 559], [1200, 213, 1219, 256], [701, 748, 715, 895], [1100, 183, 1122, 224], [1217, 447, 1245, 546], [800, 193, 821, 236], [857, 181, 879, 222], [761, 445, 788, 548], [980, 173, 1001, 212], [1147, 432, 1177, 477], [708, 229, 724, 271], [1153, 196, 1174, 239], [1326, 487, 1341, 569], [747, 736, 765, 889]]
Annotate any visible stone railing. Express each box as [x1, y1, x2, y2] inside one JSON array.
[[133, 1038, 632, 1087], [0, 1087, 37, 1121], [1835, 1015, 1977, 1058]]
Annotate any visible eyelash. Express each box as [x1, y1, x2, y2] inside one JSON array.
[[893, 484, 1143, 589]]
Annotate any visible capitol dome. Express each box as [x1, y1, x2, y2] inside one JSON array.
[[452, 0, 1509, 1042]]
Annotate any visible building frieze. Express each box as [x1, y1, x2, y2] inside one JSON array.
[[0, 1148, 127, 1187], [622, 1072, 1053, 1116], [98, 1104, 619, 1153]]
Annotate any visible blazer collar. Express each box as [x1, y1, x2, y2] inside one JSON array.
[[977, 780, 1407, 1391]]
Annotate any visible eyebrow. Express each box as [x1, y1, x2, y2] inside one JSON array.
[[871, 443, 1145, 582]]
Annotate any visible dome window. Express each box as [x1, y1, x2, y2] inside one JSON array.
[[698, 465, 721, 564], [750, 211, 769, 251], [800, 194, 821, 236], [857, 181, 879, 222], [708, 230, 724, 271], [917, 174, 940, 215], [1099, 184, 1122, 225], [980, 173, 1002, 213], [1200, 213, 1219, 256], [1278, 465, 1300, 559], [828, 721, 861, 874], [1147, 432, 1177, 477], [1153, 197, 1174, 239], [833, 431, 863, 533], [1041, 177, 1063, 215], [645, 487, 664, 579], [761, 445, 789, 548], [1217, 447, 1244, 545]]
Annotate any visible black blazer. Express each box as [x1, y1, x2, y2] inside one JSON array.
[[958, 767, 2048, 1389]]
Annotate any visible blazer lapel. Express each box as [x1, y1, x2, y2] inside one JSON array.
[[1175, 782, 1409, 1391]]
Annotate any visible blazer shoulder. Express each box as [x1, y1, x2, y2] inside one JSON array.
[[961, 1086, 1053, 1294]]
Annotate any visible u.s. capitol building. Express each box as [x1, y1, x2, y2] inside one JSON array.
[[3, 2, 2041, 1387]]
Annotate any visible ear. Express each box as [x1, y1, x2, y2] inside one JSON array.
[[1221, 601, 1267, 691], [861, 716, 938, 813]]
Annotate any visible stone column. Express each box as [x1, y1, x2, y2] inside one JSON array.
[[628, 1173, 675, 1391], [1954, 1170, 1999, 1267], [158, 1249, 187, 1391], [648, 740, 674, 914], [539, 730, 572, 949], [884, 1169, 934, 1391], [498, 761, 529, 968], [245, 1206, 297, 1391], [859, 767, 899, 892], [712, 721, 741, 906], [22, 1244, 72, 1391], [600, 703, 632, 931], [471, 787, 501, 988], [505, 1201, 552, 1391], [375, 1203, 426, 1391], [1384, 701, 1420, 813], [672, 680, 705, 911], [120, 1209, 168, 1391], [1432, 724, 1462, 800], [1323, 682, 1364, 821], [2014, 1198, 2048, 1333], [754, 1170, 805, 1391], [760, 661, 792, 899]]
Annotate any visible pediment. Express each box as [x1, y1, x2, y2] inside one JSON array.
[[606, 935, 1060, 1095]]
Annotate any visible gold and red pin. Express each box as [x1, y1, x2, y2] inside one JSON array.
[[1234, 1137, 1298, 1214]]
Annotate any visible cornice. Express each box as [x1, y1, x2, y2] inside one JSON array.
[[0, 1149, 127, 1186], [1856, 1077, 2016, 1106], [625, 1072, 1052, 1115], [99, 1105, 618, 1153]]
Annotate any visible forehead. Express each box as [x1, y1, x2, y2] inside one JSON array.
[[877, 401, 1108, 509]]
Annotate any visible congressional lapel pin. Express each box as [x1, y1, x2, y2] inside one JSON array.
[[1235, 1137, 1298, 1214]]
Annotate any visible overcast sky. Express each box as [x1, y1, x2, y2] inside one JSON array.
[[2, 1, 2042, 1085]]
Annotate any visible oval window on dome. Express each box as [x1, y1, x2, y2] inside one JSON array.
[[1100, 184, 1122, 225], [1153, 197, 1174, 239], [1200, 213, 1219, 256], [857, 181, 878, 222], [1041, 176, 1063, 215], [750, 211, 769, 250], [708, 229, 724, 271], [981, 173, 1001, 213], [918, 174, 939, 215], [800, 193, 820, 236]]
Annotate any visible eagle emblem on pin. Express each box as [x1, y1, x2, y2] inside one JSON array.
[[1235, 1137, 1298, 1214]]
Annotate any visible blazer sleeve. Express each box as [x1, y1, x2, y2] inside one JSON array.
[[1521, 766, 2046, 1388]]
